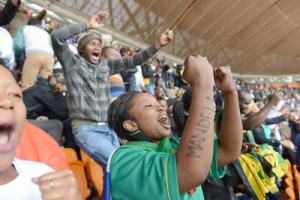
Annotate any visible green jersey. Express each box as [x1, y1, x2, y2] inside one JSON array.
[[110, 137, 226, 200]]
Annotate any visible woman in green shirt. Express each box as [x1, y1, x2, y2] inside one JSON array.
[[106, 56, 242, 200]]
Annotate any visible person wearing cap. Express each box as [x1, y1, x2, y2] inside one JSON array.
[[51, 10, 173, 168]]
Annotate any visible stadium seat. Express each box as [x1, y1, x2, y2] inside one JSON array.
[[86, 159, 104, 198], [293, 165, 300, 185], [285, 187, 295, 200], [286, 170, 293, 180], [80, 149, 91, 166], [63, 148, 78, 162], [285, 177, 294, 189], [69, 161, 91, 200]]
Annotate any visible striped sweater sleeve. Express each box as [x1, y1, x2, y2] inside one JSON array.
[[107, 45, 157, 75]]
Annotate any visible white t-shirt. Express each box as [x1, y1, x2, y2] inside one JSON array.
[[23, 25, 54, 56], [0, 158, 54, 200], [134, 65, 145, 88], [0, 27, 15, 70]]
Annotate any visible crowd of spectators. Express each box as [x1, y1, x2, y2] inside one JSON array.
[[1, 0, 300, 199]]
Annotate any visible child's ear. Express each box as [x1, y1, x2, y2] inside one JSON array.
[[123, 120, 138, 132]]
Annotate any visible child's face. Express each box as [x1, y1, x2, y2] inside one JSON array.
[[128, 93, 171, 140], [0, 66, 26, 173]]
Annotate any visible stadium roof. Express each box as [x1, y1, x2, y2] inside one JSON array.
[[24, 0, 300, 76]]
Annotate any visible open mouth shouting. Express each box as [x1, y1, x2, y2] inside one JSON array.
[[158, 112, 171, 129], [90, 51, 100, 63], [0, 123, 15, 153]]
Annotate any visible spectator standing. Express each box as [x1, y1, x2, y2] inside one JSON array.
[[51, 10, 173, 168], [120, 47, 137, 92], [19, 4, 54, 90], [102, 47, 125, 101]]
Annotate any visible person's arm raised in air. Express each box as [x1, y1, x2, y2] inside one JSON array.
[[51, 10, 108, 71], [214, 66, 243, 167], [242, 94, 281, 130], [0, 0, 20, 26], [108, 29, 173, 74], [33, 2, 50, 23], [264, 114, 287, 125], [175, 55, 215, 193]]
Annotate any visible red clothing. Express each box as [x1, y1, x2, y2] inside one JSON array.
[[16, 121, 69, 171]]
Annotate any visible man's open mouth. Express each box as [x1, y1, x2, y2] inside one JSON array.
[[92, 52, 100, 57]]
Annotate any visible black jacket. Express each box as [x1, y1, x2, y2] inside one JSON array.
[[23, 78, 69, 120], [0, 0, 20, 26]]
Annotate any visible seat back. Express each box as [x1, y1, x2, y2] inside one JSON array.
[[285, 187, 295, 200], [285, 177, 294, 189], [80, 149, 91, 166], [63, 148, 78, 162], [86, 159, 104, 198], [69, 161, 91, 200]]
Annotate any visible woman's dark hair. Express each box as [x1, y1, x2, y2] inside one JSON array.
[[172, 100, 187, 137], [172, 87, 192, 137], [107, 91, 140, 139], [182, 87, 192, 111]]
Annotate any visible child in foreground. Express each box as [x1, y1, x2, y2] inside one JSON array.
[[0, 59, 81, 200]]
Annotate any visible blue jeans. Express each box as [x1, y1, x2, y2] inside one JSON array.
[[73, 123, 120, 169]]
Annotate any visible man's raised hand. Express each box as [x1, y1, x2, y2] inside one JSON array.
[[87, 10, 109, 29]]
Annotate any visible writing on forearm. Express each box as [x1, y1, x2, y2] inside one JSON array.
[[206, 96, 215, 102], [186, 104, 215, 159]]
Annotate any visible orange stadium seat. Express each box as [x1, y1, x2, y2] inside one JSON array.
[[80, 149, 91, 166], [86, 159, 104, 198], [64, 148, 78, 162], [285, 177, 294, 189], [286, 170, 293, 180], [285, 187, 296, 200], [69, 161, 91, 200]]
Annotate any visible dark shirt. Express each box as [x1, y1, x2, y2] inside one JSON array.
[[252, 126, 280, 147], [265, 115, 286, 125], [289, 120, 300, 144], [0, 0, 19, 26], [244, 116, 285, 147], [23, 78, 69, 120]]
